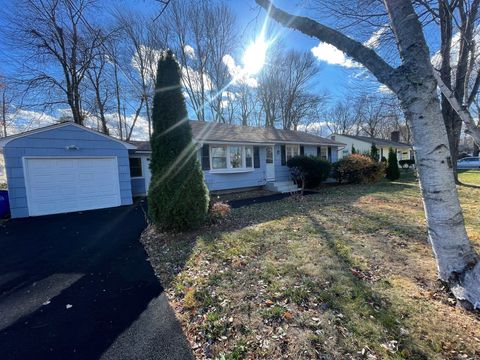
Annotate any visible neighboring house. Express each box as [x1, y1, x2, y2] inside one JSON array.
[[0, 121, 343, 218], [330, 131, 414, 163]]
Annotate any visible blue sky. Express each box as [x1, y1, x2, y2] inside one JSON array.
[[0, 0, 376, 100], [0, 0, 442, 137]]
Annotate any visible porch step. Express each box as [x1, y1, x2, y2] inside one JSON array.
[[265, 180, 301, 193]]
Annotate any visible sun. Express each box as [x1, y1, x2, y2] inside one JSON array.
[[242, 37, 268, 75]]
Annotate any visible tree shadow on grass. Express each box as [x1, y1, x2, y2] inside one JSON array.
[[303, 214, 430, 359]]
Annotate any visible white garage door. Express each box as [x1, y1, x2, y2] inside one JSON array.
[[24, 157, 121, 216]]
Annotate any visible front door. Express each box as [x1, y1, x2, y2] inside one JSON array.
[[266, 146, 275, 181]]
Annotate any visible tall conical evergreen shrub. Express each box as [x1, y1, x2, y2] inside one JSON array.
[[148, 50, 209, 231], [386, 147, 400, 181], [370, 143, 379, 161]]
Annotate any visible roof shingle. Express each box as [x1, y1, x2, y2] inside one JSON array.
[[332, 134, 411, 148], [130, 120, 344, 151]]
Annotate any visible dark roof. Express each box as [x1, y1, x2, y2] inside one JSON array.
[[333, 134, 411, 148], [0, 121, 136, 149], [130, 120, 344, 151]]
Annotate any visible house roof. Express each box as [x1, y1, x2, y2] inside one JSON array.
[[0, 122, 137, 150], [332, 133, 411, 148], [130, 120, 344, 151]]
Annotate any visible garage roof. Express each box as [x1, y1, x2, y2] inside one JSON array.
[[0, 122, 137, 150]]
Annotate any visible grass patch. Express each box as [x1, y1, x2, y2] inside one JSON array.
[[142, 170, 480, 359]]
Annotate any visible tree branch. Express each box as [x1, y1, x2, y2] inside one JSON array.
[[255, 0, 398, 90], [433, 69, 480, 145]]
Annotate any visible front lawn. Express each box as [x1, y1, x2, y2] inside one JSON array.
[[142, 171, 480, 359]]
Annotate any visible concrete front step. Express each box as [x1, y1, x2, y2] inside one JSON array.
[[265, 181, 301, 193]]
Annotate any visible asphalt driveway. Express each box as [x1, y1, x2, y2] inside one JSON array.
[[0, 201, 193, 360]]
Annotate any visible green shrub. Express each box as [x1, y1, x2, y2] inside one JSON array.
[[332, 154, 385, 184], [386, 148, 400, 181], [370, 143, 379, 161], [148, 50, 209, 231], [287, 155, 332, 188]]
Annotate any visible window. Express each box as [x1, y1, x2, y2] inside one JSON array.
[[129, 157, 143, 178], [209, 145, 254, 171], [320, 146, 328, 160], [285, 145, 300, 161], [266, 146, 274, 164], [245, 146, 253, 168], [211, 146, 227, 169], [230, 146, 243, 168]]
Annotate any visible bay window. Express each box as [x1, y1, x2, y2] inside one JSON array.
[[210, 145, 254, 171], [211, 146, 227, 169], [285, 145, 300, 161], [230, 146, 243, 168], [245, 147, 253, 167]]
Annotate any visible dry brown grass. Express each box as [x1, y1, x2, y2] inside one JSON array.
[[142, 170, 480, 360]]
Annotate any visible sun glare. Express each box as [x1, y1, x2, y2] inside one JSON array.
[[243, 37, 268, 75]]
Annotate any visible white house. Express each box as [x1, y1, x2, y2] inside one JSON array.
[[330, 131, 414, 163]]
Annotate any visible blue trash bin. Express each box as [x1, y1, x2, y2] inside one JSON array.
[[0, 190, 10, 218]]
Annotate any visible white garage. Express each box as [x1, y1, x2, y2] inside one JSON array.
[[24, 157, 121, 216], [0, 122, 136, 218]]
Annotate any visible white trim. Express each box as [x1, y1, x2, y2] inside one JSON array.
[[23, 156, 121, 216], [0, 123, 136, 150], [209, 169, 255, 174]]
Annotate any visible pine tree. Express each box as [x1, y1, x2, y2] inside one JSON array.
[[386, 147, 400, 181], [148, 50, 209, 231], [370, 143, 379, 161], [351, 145, 357, 154]]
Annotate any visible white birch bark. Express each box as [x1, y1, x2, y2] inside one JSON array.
[[256, 0, 480, 308]]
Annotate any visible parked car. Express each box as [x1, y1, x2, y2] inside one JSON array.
[[457, 156, 480, 169]]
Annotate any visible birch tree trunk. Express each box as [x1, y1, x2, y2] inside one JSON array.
[[256, 0, 480, 308]]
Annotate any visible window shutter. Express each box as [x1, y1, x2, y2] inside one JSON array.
[[253, 146, 260, 168], [328, 147, 332, 161], [201, 144, 210, 170], [300, 145, 304, 155], [281, 145, 286, 165], [317, 146, 321, 157]]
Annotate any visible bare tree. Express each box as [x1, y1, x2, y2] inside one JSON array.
[[162, 0, 236, 122], [257, 46, 283, 127], [256, 46, 323, 129], [278, 50, 322, 130], [326, 100, 360, 135], [114, 10, 167, 138], [7, 0, 104, 124], [85, 48, 110, 134], [432, 0, 480, 181], [257, 0, 480, 308]]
